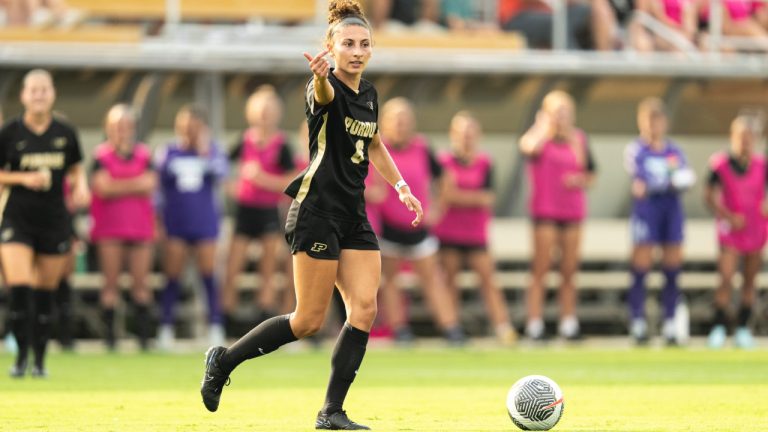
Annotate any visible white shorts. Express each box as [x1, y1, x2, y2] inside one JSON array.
[[379, 235, 439, 260]]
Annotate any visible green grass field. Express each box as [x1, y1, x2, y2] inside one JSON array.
[[1, 345, 767, 431]]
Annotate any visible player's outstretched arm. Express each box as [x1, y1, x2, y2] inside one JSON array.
[[303, 50, 334, 106], [369, 133, 423, 226]]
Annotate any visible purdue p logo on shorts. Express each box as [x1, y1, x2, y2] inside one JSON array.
[[310, 242, 328, 252]]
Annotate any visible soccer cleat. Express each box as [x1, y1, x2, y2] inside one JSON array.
[[200, 346, 231, 412], [734, 327, 755, 350], [393, 326, 415, 345], [315, 410, 370, 430], [708, 325, 727, 349], [9, 362, 26, 378], [157, 325, 175, 352], [30, 365, 48, 378], [629, 318, 649, 345], [443, 326, 467, 347]]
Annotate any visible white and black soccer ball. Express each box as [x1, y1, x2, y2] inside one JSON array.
[[506, 375, 564, 431]]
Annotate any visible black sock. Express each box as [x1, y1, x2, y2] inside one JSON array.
[[9, 285, 32, 367], [134, 303, 151, 351], [103, 308, 116, 349], [56, 279, 74, 349], [738, 304, 753, 327], [322, 323, 369, 415], [713, 306, 728, 328], [219, 314, 297, 374], [32, 290, 54, 369]]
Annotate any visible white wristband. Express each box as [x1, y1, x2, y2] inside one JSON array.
[[394, 179, 408, 191]]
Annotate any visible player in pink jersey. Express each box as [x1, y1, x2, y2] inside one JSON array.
[[90, 104, 157, 351], [434, 111, 517, 345], [630, 0, 699, 52], [704, 115, 766, 349], [221, 86, 299, 333], [519, 90, 596, 341], [377, 97, 464, 345]]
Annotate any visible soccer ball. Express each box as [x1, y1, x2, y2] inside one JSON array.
[[506, 375, 564, 431]]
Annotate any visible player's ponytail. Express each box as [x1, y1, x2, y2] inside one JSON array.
[[325, 0, 371, 46]]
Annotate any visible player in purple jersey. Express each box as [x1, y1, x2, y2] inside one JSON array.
[[704, 115, 767, 349], [519, 91, 596, 341], [0, 70, 90, 377], [155, 104, 228, 350], [624, 98, 695, 345]]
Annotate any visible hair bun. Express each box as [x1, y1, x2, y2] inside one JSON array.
[[328, 0, 364, 24]]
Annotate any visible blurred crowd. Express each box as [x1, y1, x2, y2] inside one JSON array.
[[3, 0, 768, 52], [0, 70, 764, 355]]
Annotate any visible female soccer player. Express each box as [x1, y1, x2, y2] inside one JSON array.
[[434, 111, 517, 345], [221, 85, 298, 329], [376, 97, 464, 345], [200, 1, 423, 429], [704, 115, 766, 349], [90, 104, 156, 351], [624, 98, 695, 345], [0, 69, 89, 377], [519, 90, 595, 341], [156, 104, 228, 349]]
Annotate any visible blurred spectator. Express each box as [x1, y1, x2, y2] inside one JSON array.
[[630, 0, 699, 51], [155, 104, 228, 350], [440, 0, 501, 32], [699, 0, 768, 50], [499, 0, 620, 50], [2, 0, 79, 27], [368, 0, 443, 32], [377, 97, 465, 345], [624, 98, 694, 345], [222, 86, 298, 333], [519, 90, 596, 340], [434, 111, 517, 345], [704, 115, 765, 349], [90, 104, 156, 351]]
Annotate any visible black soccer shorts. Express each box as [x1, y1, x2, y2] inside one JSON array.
[[284, 201, 379, 260]]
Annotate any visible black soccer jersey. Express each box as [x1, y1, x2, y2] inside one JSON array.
[[285, 70, 379, 221], [0, 116, 83, 227]]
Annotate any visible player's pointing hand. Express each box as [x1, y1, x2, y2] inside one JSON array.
[[303, 49, 331, 79]]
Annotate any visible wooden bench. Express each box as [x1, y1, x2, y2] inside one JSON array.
[[67, 0, 317, 22], [0, 25, 143, 43]]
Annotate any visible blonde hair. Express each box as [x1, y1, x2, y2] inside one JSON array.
[[104, 103, 137, 128], [637, 97, 666, 120], [246, 84, 283, 113], [381, 97, 413, 118], [542, 90, 574, 113], [23, 68, 54, 89], [325, 0, 371, 46], [177, 103, 209, 125]]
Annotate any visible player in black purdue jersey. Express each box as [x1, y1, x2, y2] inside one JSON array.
[[0, 70, 90, 377], [200, 1, 422, 430]]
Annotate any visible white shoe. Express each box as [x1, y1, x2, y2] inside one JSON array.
[[157, 325, 175, 351], [708, 325, 727, 349], [674, 301, 690, 345], [662, 319, 677, 345], [525, 319, 545, 340], [558, 315, 580, 339], [630, 318, 648, 344], [208, 324, 225, 347], [734, 327, 755, 349]]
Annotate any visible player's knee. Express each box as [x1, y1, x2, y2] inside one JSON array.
[[350, 298, 377, 326], [290, 314, 325, 338]]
